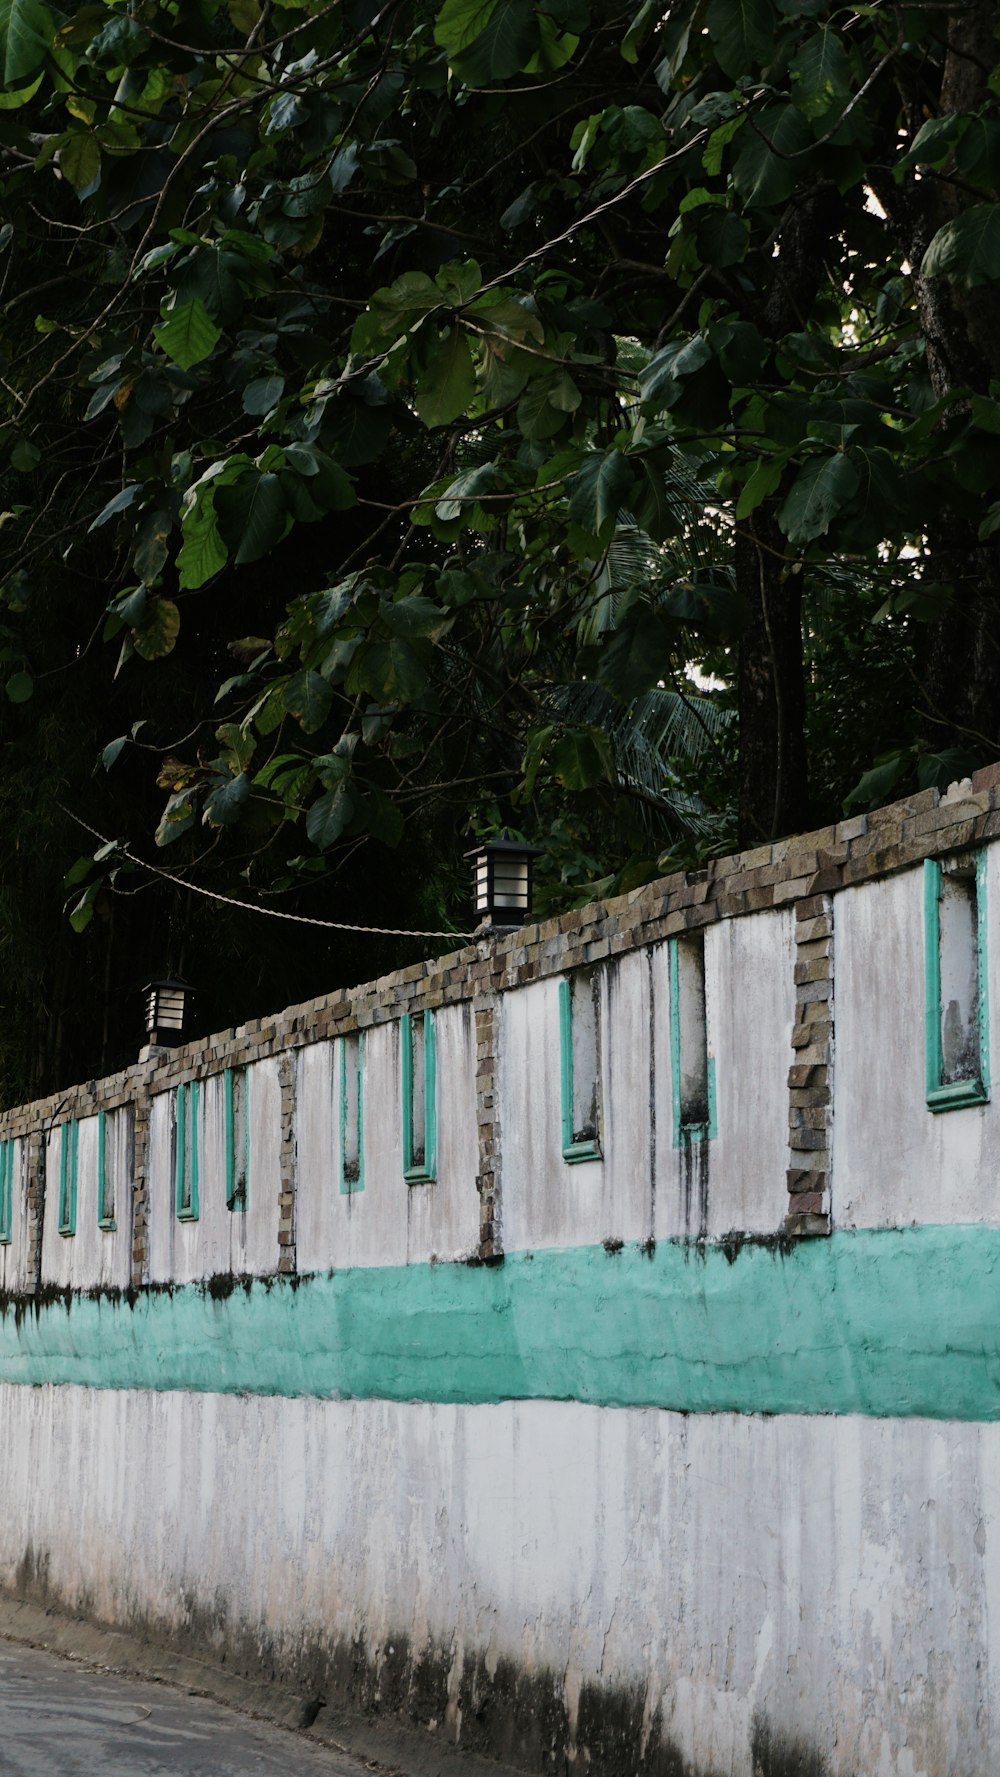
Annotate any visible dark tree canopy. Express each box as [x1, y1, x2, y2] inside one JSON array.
[[0, 0, 998, 1097]]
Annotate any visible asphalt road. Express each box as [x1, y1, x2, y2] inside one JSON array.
[[0, 1638, 374, 1776]]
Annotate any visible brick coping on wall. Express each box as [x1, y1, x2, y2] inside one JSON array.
[[3, 763, 999, 1141]]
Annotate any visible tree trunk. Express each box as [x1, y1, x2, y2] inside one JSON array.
[[887, 0, 1000, 756], [735, 510, 809, 845]]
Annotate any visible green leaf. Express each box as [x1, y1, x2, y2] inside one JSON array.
[[843, 749, 911, 812], [177, 492, 227, 589], [153, 299, 221, 371], [921, 204, 1000, 290], [203, 771, 251, 826], [284, 669, 333, 733], [789, 30, 851, 121], [434, 462, 500, 523], [733, 105, 812, 206], [435, 0, 537, 84], [365, 785, 404, 847], [380, 596, 453, 641], [551, 726, 614, 790], [89, 484, 142, 531], [735, 458, 782, 519], [346, 636, 429, 703], [102, 736, 127, 770], [639, 334, 712, 408], [216, 472, 287, 565], [896, 114, 965, 175], [69, 881, 100, 934], [60, 131, 101, 192], [567, 451, 635, 539], [596, 609, 678, 699], [10, 440, 40, 471], [0, 0, 52, 86], [5, 669, 32, 702], [306, 785, 355, 849], [242, 376, 284, 416], [706, 0, 776, 80], [413, 328, 476, 427], [778, 454, 860, 546], [133, 596, 180, 660]]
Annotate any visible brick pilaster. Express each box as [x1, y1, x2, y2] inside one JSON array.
[[785, 893, 834, 1237], [24, 1126, 44, 1294], [131, 1085, 151, 1288], [277, 1050, 297, 1273]]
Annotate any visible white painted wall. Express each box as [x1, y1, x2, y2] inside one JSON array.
[[835, 855, 1000, 1229], [500, 915, 795, 1254], [1, 1383, 996, 1777], [40, 1113, 132, 1292], [147, 1060, 281, 1282], [296, 1004, 480, 1270]]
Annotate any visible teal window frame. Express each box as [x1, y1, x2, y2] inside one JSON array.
[[0, 1140, 12, 1245], [174, 1080, 200, 1221], [224, 1066, 250, 1212], [924, 854, 990, 1112], [58, 1119, 79, 1237], [668, 936, 717, 1147], [402, 1011, 436, 1184], [559, 975, 603, 1164], [339, 1032, 365, 1194], [97, 1109, 116, 1232]]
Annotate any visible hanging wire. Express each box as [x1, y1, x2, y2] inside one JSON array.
[[57, 805, 477, 943]]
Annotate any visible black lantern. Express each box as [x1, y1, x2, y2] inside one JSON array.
[[467, 840, 541, 929], [143, 978, 193, 1048]]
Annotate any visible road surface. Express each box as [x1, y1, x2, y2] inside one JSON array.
[[0, 1637, 374, 1776]]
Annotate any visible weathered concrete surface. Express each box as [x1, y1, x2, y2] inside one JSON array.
[[0, 1632, 367, 1775], [0, 1608, 526, 1777]]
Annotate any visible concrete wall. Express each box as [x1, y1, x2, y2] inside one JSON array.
[[5, 772, 1000, 1775]]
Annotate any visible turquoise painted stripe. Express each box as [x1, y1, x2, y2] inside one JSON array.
[[2, 1226, 1000, 1420]]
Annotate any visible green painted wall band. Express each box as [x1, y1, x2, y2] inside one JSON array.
[[4, 1226, 1000, 1422]]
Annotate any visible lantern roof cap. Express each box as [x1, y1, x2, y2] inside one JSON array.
[[464, 839, 542, 858], [143, 976, 194, 994]]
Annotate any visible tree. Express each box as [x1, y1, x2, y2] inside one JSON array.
[[0, 0, 998, 1090]]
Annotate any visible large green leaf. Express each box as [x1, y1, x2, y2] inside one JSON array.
[[706, 0, 776, 79], [177, 492, 227, 589], [413, 328, 476, 428], [0, 0, 52, 86], [789, 31, 851, 122], [596, 609, 678, 700], [284, 669, 333, 733], [153, 299, 221, 370], [733, 105, 812, 206], [921, 205, 1000, 290], [215, 472, 287, 565], [60, 131, 101, 192], [133, 596, 180, 660], [778, 454, 860, 546], [434, 0, 536, 84], [639, 335, 712, 408], [551, 726, 614, 790], [306, 785, 355, 849], [203, 771, 251, 826], [346, 636, 430, 703], [567, 451, 636, 539]]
